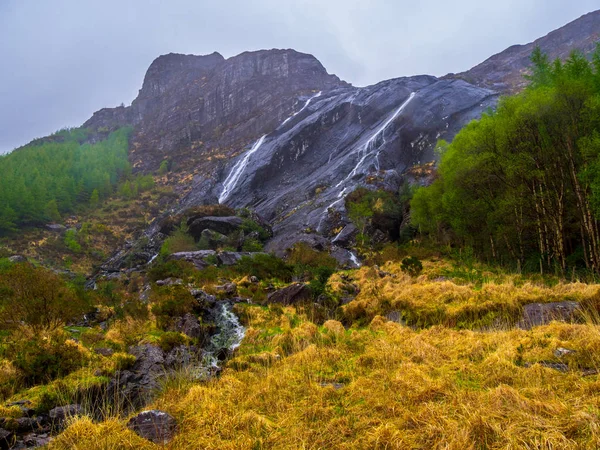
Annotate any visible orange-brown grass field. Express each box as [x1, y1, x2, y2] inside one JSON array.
[[46, 259, 600, 449]]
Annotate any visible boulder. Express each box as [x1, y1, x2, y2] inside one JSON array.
[[267, 283, 312, 305], [188, 216, 243, 238], [169, 250, 217, 270], [0, 428, 14, 450], [217, 251, 266, 266], [517, 301, 582, 330], [199, 229, 228, 247], [127, 410, 177, 444], [48, 404, 82, 424], [174, 313, 204, 339], [190, 289, 217, 304], [8, 255, 27, 264], [46, 224, 66, 232], [155, 278, 183, 286], [94, 347, 115, 357]]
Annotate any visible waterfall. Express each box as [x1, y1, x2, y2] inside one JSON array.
[[219, 135, 267, 204], [348, 250, 361, 268], [281, 91, 322, 127], [335, 92, 416, 190]]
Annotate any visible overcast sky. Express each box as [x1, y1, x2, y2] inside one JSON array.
[[0, 0, 598, 154]]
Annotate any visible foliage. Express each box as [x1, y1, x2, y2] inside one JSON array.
[[400, 256, 423, 277], [0, 127, 132, 234], [7, 331, 90, 385], [412, 45, 600, 275], [0, 264, 90, 332], [150, 286, 197, 330]]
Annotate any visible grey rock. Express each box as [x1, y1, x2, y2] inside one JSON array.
[[0, 428, 13, 450], [217, 251, 266, 266], [199, 229, 228, 247], [8, 255, 27, 264], [45, 224, 66, 232], [215, 282, 237, 296], [188, 216, 243, 238], [330, 224, 357, 247], [94, 347, 115, 357], [189, 288, 217, 304], [554, 347, 576, 358], [174, 313, 204, 339], [517, 301, 582, 330], [155, 278, 183, 286], [127, 410, 177, 444], [267, 283, 311, 305], [48, 404, 82, 424], [169, 250, 217, 270]]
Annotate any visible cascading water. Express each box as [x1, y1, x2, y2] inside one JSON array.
[[219, 91, 324, 204], [219, 135, 267, 204], [318, 92, 416, 233], [335, 92, 416, 190], [193, 302, 246, 380], [281, 91, 322, 127]]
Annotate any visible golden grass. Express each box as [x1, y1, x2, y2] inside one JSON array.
[[51, 298, 600, 449], [342, 261, 600, 328]]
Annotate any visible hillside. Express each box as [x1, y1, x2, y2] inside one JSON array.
[[2, 8, 600, 450]]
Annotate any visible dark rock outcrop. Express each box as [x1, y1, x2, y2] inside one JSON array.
[[267, 283, 312, 305], [188, 216, 243, 238], [48, 404, 82, 425], [127, 410, 177, 444], [168, 250, 217, 269]]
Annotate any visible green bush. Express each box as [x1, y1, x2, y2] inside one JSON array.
[[401, 256, 423, 277], [151, 286, 197, 330], [158, 332, 188, 352], [10, 332, 90, 385], [235, 254, 293, 281]]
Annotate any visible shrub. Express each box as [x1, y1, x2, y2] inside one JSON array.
[[151, 286, 197, 330], [10, 332, 91, 385], [158, 332, 188, 352], [401, 256, 423, 277], [0, 264, 90, 332], [235, 254, 293, 281]]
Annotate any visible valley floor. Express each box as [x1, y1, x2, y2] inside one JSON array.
[[47, 260, 600, 449]]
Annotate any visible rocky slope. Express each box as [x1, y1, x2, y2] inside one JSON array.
[[449, 9, 600, 93], [80, 10, 600, 266]]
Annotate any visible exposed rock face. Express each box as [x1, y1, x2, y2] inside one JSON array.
[[188, 216, 243, 238], [127, 410, 177, 444], [48, 404, 82, 425], [83, 12, 600, 266], [450, 10, 600, 93], [84, 49, 347, 174], [267, 283, 312, 305], [517, 301, 582, 330]]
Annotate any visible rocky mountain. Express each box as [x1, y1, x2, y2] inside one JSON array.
[[449, 10, 600, 93], [81, 10, 600, 269]]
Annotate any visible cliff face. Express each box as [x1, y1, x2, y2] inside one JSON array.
[[449, 10, 600, 93], [81, 10, 600, 261], [85, 49, 347, 174]]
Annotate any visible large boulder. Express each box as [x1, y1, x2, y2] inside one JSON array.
[[267, 283, 312, 305], [217, 251, 267, 266], [199, 229, 228, 247], [517, 301, 582, 330], [188, 216, 243, 238], [169, 250, 217, 269], [8, 255, 27, 264], [127, 410, 177, 444]]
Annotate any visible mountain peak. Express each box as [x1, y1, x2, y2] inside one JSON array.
[[450, 9, 600, 93]]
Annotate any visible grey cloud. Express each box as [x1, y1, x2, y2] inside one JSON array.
[[0, 0, 597, 153]]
